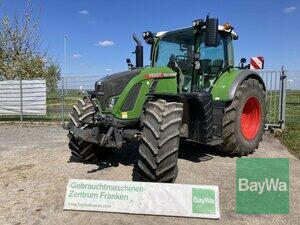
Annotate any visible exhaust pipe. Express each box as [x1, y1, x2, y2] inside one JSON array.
[[133, 33, 143, 68]]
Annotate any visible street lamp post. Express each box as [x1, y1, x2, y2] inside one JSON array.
[[62, 35, 68, 123], [64, 35, 68, 95], [64, 35, 68, 74]]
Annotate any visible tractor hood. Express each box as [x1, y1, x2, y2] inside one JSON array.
[[95, 69, 141, 109]]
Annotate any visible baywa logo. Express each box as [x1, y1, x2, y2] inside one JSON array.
[[192, 188, 216, 214], [236, 158, 289, 214], [238, 177, 287, 194]]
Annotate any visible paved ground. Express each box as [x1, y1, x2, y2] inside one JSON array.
[[0, 124, 299, 225]]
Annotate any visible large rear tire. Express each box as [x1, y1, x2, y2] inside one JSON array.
[[220, 78, 266, 156], [137, 99, 183, 183], [68, 97, 99, 162]]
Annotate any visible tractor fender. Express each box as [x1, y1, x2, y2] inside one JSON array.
[[228, 70, 266, 100]]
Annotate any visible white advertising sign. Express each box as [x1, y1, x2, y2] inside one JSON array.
[[64, 179, 220, 219]]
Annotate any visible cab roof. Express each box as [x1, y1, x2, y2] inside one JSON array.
[[156, 25, 238, 39]]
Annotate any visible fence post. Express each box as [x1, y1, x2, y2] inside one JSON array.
[[279, 68, 287, 129], [61, 77, 65, 125], [20, 77, 23, 124]]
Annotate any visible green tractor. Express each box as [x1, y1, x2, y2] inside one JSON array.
[[65, 16, 266, 183]]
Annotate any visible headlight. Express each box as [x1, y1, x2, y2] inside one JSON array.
[[106, 97, 118, 110]]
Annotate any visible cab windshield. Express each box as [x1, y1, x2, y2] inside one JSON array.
[[156, 28, 194, 65], [155, 28, 194, 91], [155, 27, 230, 91]]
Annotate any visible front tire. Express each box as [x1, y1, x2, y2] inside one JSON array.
[[220, 78, 266, 156], [137, 99, 183, 183], [68, 134, 98, 162], [68, 97, 98, 162]]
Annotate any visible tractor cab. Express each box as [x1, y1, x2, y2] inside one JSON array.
[[146, 21, 237, 93]]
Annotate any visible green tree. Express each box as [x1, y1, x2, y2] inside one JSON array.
[[45, 62, 61, 91], [0, 0, 60, 88]]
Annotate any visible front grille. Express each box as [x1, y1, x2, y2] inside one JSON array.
[[95, 69, 140, 110]]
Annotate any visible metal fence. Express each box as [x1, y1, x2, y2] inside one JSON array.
[[259, 70, 300, 126], [1, 70, 299, 128], [256, 69, 300, 127], [0, 79, 47, 122], [258, 70, 286, 128], [285, 71, 300, 123]]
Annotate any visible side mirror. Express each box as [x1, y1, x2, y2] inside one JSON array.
[[240, 58, 247, 68], [205, 17, 219, 47], [240, 58, 247, 64], [126, 58, 134, 70]]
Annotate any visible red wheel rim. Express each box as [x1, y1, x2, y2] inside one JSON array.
[[240, 97, 261, 140]]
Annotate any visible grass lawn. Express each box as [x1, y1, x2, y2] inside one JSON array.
[[273, 123, 300, 159], [270, 90, 300, 159], [283, 90, 300, 158]]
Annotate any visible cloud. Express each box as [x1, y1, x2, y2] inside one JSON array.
[[105, 68, 112, 71], [72, 53, 82, 58], [283, 6, 296, 13], [79, 10, 89, 15], [97, 40, 114, 47]]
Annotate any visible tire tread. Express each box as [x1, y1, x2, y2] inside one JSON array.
[[137, 99, 183, 183]]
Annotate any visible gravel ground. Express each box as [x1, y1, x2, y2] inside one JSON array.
[[0, 124, 299, 225]]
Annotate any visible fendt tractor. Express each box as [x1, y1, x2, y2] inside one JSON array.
[[64, 16, 266, 183]]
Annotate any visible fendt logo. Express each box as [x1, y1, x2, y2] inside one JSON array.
[[236, 158, 289, 214]]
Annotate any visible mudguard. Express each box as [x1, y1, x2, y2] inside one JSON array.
[[210, 69, 266, 101]]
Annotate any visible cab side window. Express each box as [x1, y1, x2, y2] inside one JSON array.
[[199, 35, 227, 77]]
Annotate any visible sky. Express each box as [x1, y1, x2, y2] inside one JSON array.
[[1, 0, 300, 77]]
